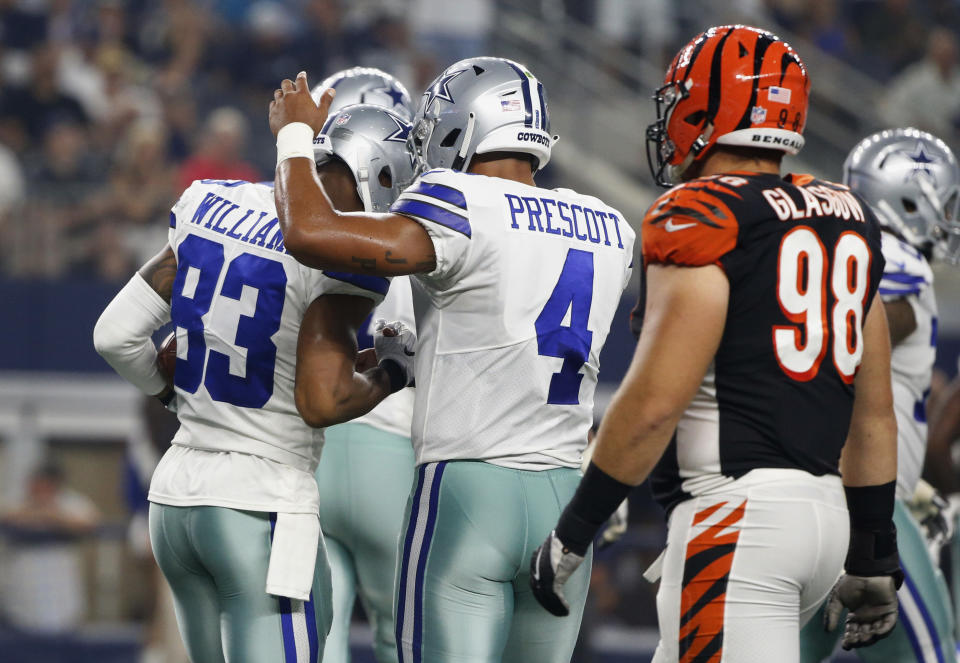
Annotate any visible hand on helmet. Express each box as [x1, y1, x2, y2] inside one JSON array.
[[270, 71, 333, 138]]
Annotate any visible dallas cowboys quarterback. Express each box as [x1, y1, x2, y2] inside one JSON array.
[[269, 58, 635, 662], [307, 67, 421, 663], [800, 127, 960, 663], [93, 108, 417, 662]]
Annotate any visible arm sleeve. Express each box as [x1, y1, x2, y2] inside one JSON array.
[[390, 169, 472, 289], [316, 270, 389, 306], [93, 273, 172, 396]]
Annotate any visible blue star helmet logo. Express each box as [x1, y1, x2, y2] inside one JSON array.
[[422, 68, 467, 112], [384, 112, 411, 143], [899, 142, 939, 185], [373, 83, 407, 109]]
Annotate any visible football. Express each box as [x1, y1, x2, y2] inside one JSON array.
[[156, 332, 177, 387]]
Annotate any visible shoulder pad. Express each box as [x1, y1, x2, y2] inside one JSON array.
[[642, 179, 740, 267]]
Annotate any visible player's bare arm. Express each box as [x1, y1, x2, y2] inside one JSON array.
[[138, 244, 178, 303], [823, 300, 902, 649], [840, 300, 898, 487], [270, 72, 436, 275], [591, 263, 728, 484], [530, 263, 727, 617], [294, 294, 395, 427], [926, 378, 960, 493], [883, 297, 917, 346]]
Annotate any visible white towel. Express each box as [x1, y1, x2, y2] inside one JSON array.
[[643, 548, 666, 583], [266, 512, 321, 600]]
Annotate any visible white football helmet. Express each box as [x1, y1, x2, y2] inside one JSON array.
[[844, 127, 960, 263], [409, 57, 556, 173], [313, 104, 417, 213], [311, 67, 413, 120]]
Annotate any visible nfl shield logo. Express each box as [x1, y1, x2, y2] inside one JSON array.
[[750, 106, 767, 124], [335, 113, 351, 126]]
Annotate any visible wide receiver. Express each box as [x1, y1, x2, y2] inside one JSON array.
[[800, 128, 960, 662], [93, 109, 416, 661], [308, 68, 421, 663], [270, 58, 635, 662], [530, 25, 901, 662]]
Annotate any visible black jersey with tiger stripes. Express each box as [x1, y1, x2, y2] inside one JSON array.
[[640, 172, 885, 514]]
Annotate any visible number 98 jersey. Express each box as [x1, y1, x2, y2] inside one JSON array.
[[643, 173, 884, 514], [164, 180, 386, 476], [390, 169, 635, 470]]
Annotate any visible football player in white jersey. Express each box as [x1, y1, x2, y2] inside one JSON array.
[[800, 128, 960, 663], [269, 58, 635, 662], [92, 106, 417, 663], [307, 68, 420, 663]]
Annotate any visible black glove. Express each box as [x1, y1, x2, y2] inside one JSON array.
[[529, 530, 586, 617]]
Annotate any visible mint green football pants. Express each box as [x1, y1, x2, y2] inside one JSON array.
[[149, 504, 333, 663], [315, 423, 416, 663], [799, 499, 956, 662], [394, 460, 592, 663]]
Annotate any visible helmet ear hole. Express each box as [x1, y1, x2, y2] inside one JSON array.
[[472, 65, 485, 75], [684, 110, 706, 126], [440, 128, 462, 147], [902, 197, 918, 213], [378, 166, 393, 188]]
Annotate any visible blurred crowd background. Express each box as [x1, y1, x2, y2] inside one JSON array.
[[1, 1, 959, 662], [3, 0, 960, 281]]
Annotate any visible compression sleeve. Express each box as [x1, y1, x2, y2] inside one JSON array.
[[93, 273, 172, 396]]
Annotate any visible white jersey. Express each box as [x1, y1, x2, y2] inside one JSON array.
[[350, 276, 416, 438], [148, 179, 386, 513], [878, 231, 938, 499], [390, 169, 635, 470]]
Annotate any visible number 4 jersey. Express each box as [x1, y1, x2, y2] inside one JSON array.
[[644, 173, 884, 514], [149, 180, 386, 514], [390, 169, 635, 470]]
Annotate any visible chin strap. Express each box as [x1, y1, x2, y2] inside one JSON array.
[[671, 123, 715, 182], [451, 112, 477, 172], [357, 166, 374, 212]]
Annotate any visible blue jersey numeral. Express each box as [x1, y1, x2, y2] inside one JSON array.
[[171, 235, 287, 408], [171, 235, 224, 393], [535, 248, 594, 404]]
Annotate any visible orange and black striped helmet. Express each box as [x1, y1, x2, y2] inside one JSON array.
[[646, 25, 810, 187]]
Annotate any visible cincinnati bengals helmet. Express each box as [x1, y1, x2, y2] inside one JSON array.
[[646, 25, 810, 187]]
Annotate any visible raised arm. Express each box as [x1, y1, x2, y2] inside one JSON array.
[[270, 73, 436, 276]]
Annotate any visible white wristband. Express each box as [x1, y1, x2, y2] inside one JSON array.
[[276, 122, 317, 167]]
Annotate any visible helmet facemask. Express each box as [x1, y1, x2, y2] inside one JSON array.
[[646, 82, 685, 187], [930, 182, 960, 264]]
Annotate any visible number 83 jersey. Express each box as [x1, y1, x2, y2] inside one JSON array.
[[643, 173, 884, 514], [162, 180, 386, 481], [390, 169, 635, 470]]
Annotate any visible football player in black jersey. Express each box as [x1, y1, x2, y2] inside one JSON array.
[[532, 25, 902, 661]]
